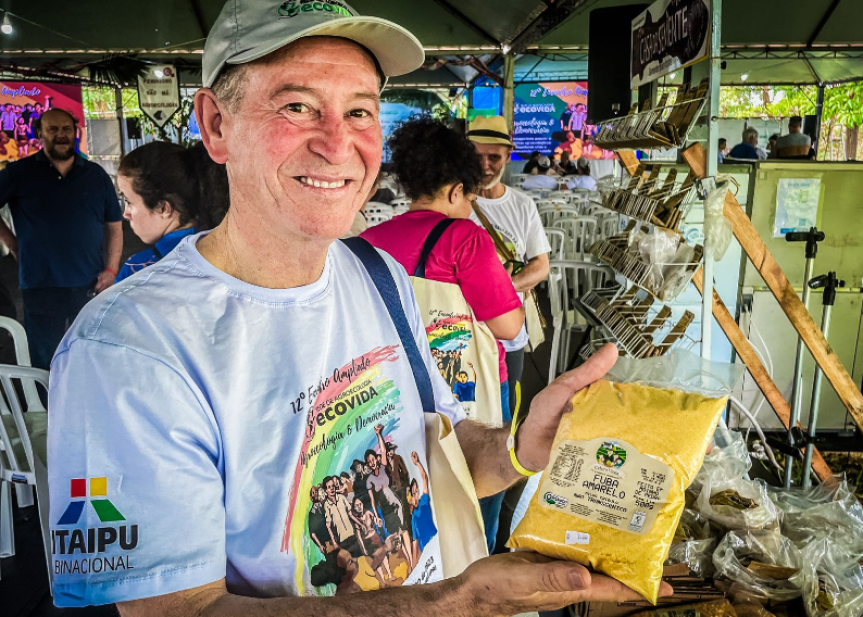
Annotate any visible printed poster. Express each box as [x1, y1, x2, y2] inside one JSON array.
[[0, 81, 85, 161], [280, 346, 442, 595], [137, 65, 180, 128], [773, 178, 822, 237], [513, 81, 616, 163]]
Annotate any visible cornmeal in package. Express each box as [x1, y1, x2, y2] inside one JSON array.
[[509, 351, 741, 604]]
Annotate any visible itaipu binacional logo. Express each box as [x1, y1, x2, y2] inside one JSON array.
[[596, 441, 627, 468], [278, 0, 353, 18], [52, 477, 138, 576]]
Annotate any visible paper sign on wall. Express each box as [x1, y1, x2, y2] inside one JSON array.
[[773, 178, 822, 237], [137, 65, 180, 128]]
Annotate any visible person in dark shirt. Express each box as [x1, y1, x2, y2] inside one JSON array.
[[559, 104, 574, 131], [0, 108, 123, 368], [522, 151, 541, 174], [728, 127, 764, 160], [350, 459, 371, 510]]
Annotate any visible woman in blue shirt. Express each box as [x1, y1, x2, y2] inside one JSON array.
[[115, 141, 228, 282]]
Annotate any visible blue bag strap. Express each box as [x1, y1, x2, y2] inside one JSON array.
[[413, 218, 457, 278], [341, 236, 436, 412]]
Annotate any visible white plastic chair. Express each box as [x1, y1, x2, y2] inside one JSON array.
[[544, 227, 566, 261], [389, 198, 411, 208], [364, 202, 394, 217], [552, 215, 598, 261], [365, 212, 392, 227], [392, 204, 410, 216], [596, 213, 621, 239], [537, 204, 580, 228], [548, 190, 572, 204], [0, 317, 43, 515], [510, 173, 529, 188], [0, 365, 50, 585], [547, 262, 615, 383]]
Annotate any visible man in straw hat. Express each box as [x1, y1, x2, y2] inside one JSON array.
[[48, 1, 667, 614]]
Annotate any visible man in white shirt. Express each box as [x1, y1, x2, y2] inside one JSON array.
[[47, 2, 657, 616], [565, 159, 598, 191], [521, 156, 560, 190]]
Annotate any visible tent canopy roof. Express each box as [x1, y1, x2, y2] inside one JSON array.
[[1, 0, 862, 86]]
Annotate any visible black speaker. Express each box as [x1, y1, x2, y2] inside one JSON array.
[[588, 4, 649, 124], [803, 114, 818, 143], [125, 117, 142, 140]]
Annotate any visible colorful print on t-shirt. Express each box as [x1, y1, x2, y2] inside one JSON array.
[[281, 345, 439, 596]]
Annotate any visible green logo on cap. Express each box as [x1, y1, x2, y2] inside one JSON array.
[[278, 0, 353, 18]]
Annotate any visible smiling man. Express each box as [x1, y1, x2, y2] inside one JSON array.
[[0, 108, 122, 368], [47, 1, 665, 615]]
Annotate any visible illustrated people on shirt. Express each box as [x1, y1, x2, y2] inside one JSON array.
[[351, 497, 397, 587], [452, 362, 477, 403], [408, 451, 437, 565], [367, 425, 414, 572], [322, 475, 363, 561], [338, 472, 354, 504], [350, 459, 372, 511], [308, 485, 330, 556]]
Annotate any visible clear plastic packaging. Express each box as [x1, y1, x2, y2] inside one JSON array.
[[801, 537, 863, 617], [509, 350, 743, 604], [696, 477, 779, 531], [665, 508, 717, 577], [703, 186, 733, 261], [692, 425, 752, 495], [769, 475, 863, 552], [713, 529, 804, 602], [629, 600, 737, 617]]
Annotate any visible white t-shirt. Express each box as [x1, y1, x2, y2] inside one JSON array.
[[565, 176, 598, 191], [776, 132, 811, 149], [521, 174, 559, 191], [471, 186, 551, 352], [47, 233, 464, 607]]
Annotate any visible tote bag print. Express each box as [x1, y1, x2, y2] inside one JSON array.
[[410, 277, 502, 427]]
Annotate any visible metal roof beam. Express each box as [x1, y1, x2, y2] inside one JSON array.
[[509, 0, 586, 55], [431, 0, 500, 46], [807, 0, 843, 48]]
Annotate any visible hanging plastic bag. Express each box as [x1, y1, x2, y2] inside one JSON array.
[[703, 186, 733, 261], [666, 508, 716, 576], [509, 350, 743, 604], [696, 477, 779, 531], [713, 529, 804, 603], [801, 537, 863, 617]]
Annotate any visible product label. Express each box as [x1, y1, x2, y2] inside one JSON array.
[[539, 437, 674, 535], [565, 531, 590, 545]]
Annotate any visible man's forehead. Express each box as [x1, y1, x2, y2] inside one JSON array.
[[247, 36, 381, 86], [474, 143, 510, 157]]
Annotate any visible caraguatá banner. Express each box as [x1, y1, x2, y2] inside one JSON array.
[[0, 81, 85, 161], [631, 0, 710, 88], [137, 65, 180, 128], [512, 81, 615, 162]]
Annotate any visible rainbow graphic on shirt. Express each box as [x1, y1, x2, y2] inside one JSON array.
[[280, 345, 406, 595], [425, 313, 472, 353]]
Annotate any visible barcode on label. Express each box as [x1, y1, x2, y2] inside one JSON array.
[[565, 531, 590, 545]]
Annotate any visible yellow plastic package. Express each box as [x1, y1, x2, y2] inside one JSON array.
[[509, 351, 742, 604]]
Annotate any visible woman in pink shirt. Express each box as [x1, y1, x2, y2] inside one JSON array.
[[361, 119, 524, 552]]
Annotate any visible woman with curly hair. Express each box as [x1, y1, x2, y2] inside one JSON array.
[[360, 118, 524, 552], [115, 141, 229, 282]]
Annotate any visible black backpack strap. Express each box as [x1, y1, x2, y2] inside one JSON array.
[[413, 218, 457, 278], [341, 236, 436, 412]]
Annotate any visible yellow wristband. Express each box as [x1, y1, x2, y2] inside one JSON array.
[[506, 433, 539, 477]]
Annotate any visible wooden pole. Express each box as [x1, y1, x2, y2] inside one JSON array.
[[692, 270, 833, 482]]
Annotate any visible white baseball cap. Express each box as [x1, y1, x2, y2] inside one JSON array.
[[203, 0, 425, 89]]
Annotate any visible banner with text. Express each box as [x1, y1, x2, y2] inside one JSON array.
[[512, 81, 616, 162], [631, 0, 710, 88], [137, 65, 180, 128], [0, 81, 85, 161]]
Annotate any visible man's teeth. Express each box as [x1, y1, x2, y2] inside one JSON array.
[[299, 177, 346, 189]]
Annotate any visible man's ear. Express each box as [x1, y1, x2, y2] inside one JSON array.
[[195, 88, 230, 164]]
